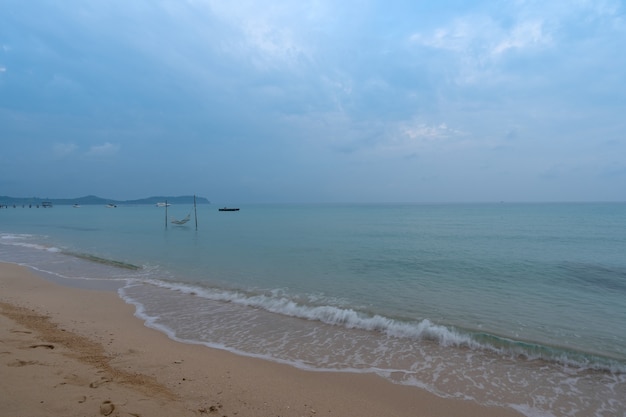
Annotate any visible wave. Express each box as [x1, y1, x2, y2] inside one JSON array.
[[1, 233, 141, 271], [61, 251, 141, 270], [4, 231, 624, 374], [129, 278, 626, 374], [1, 233, 61, 252]]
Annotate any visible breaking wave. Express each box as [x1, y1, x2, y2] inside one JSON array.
[[127, 278, 626, 374]]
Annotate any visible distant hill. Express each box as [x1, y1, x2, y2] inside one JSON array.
[[0, 195, 210, 206]]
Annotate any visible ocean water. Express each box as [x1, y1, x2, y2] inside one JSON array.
[[1, 202, 625, 417]]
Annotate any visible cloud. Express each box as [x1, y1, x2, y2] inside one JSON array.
[[409, 17, 481, 52], [53, 143, 78, 157], [241, 20, 309, 70], [407, 3, 590, 88], [366, 121, 467, 157], [86, 142, 120, 157], [410, 15, 552, 67], [402, 122, 461, 141], [206, 1, 313, 71], [491, 20, 551, 55], [1, 0, 624, 202]]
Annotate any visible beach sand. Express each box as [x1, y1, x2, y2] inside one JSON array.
[[0, 262, 523, 417]]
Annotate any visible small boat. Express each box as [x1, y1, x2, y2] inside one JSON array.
[[218, 207, 240, 211], [156, 202, 171, 207], [106, 203, 117, 208], [72, 204, 81, 208], [42, 201, 53, 208]]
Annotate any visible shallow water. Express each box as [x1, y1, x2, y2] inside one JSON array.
[[1, 202, 625, 416]]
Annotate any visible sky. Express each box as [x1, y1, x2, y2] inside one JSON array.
[[1, 0, 625, 203]]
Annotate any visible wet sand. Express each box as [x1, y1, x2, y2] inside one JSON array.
[[0, 262, 523, 417]]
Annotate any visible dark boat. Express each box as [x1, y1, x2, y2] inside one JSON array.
[[218, 207, 240, 211]]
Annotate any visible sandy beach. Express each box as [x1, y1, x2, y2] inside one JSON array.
[[0, 262, 523, 417]]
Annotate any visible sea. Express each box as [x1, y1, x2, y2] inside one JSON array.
[[1, 202, 625, 417]]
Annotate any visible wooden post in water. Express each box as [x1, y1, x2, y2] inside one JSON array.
[[194, 195, 198, 230], [165, 200, 168, 229]]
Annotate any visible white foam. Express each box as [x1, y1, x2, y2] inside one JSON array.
[[0, 236, 61, 253], [124, 278, 626, 376]]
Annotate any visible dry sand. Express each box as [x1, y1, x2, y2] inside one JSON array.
[[0, 262, 523, 417]]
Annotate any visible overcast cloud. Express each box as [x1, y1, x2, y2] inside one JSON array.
[[1, 0, 625, 203]]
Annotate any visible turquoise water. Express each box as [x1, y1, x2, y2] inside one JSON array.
[[1, 202, 625, 417]]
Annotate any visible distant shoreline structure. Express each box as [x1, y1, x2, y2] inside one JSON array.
[[0, 195, 210, 206]]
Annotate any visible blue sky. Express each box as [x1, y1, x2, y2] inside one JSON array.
[[1, 0, 625, 203]]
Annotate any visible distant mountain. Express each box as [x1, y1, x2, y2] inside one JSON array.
[[0, 195, 210, 206]]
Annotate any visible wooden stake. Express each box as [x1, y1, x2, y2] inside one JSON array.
[[194, 195, 198, 230], [165, 200, 168, 229]]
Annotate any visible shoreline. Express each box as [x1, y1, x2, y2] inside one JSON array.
[[0, 262, 523, 417]]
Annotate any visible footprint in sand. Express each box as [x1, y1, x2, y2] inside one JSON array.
[[7, 359, 38, 367], [100, 400, 115, 416], [89, 377, 112, 388], [29, 344, 55, 349]]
